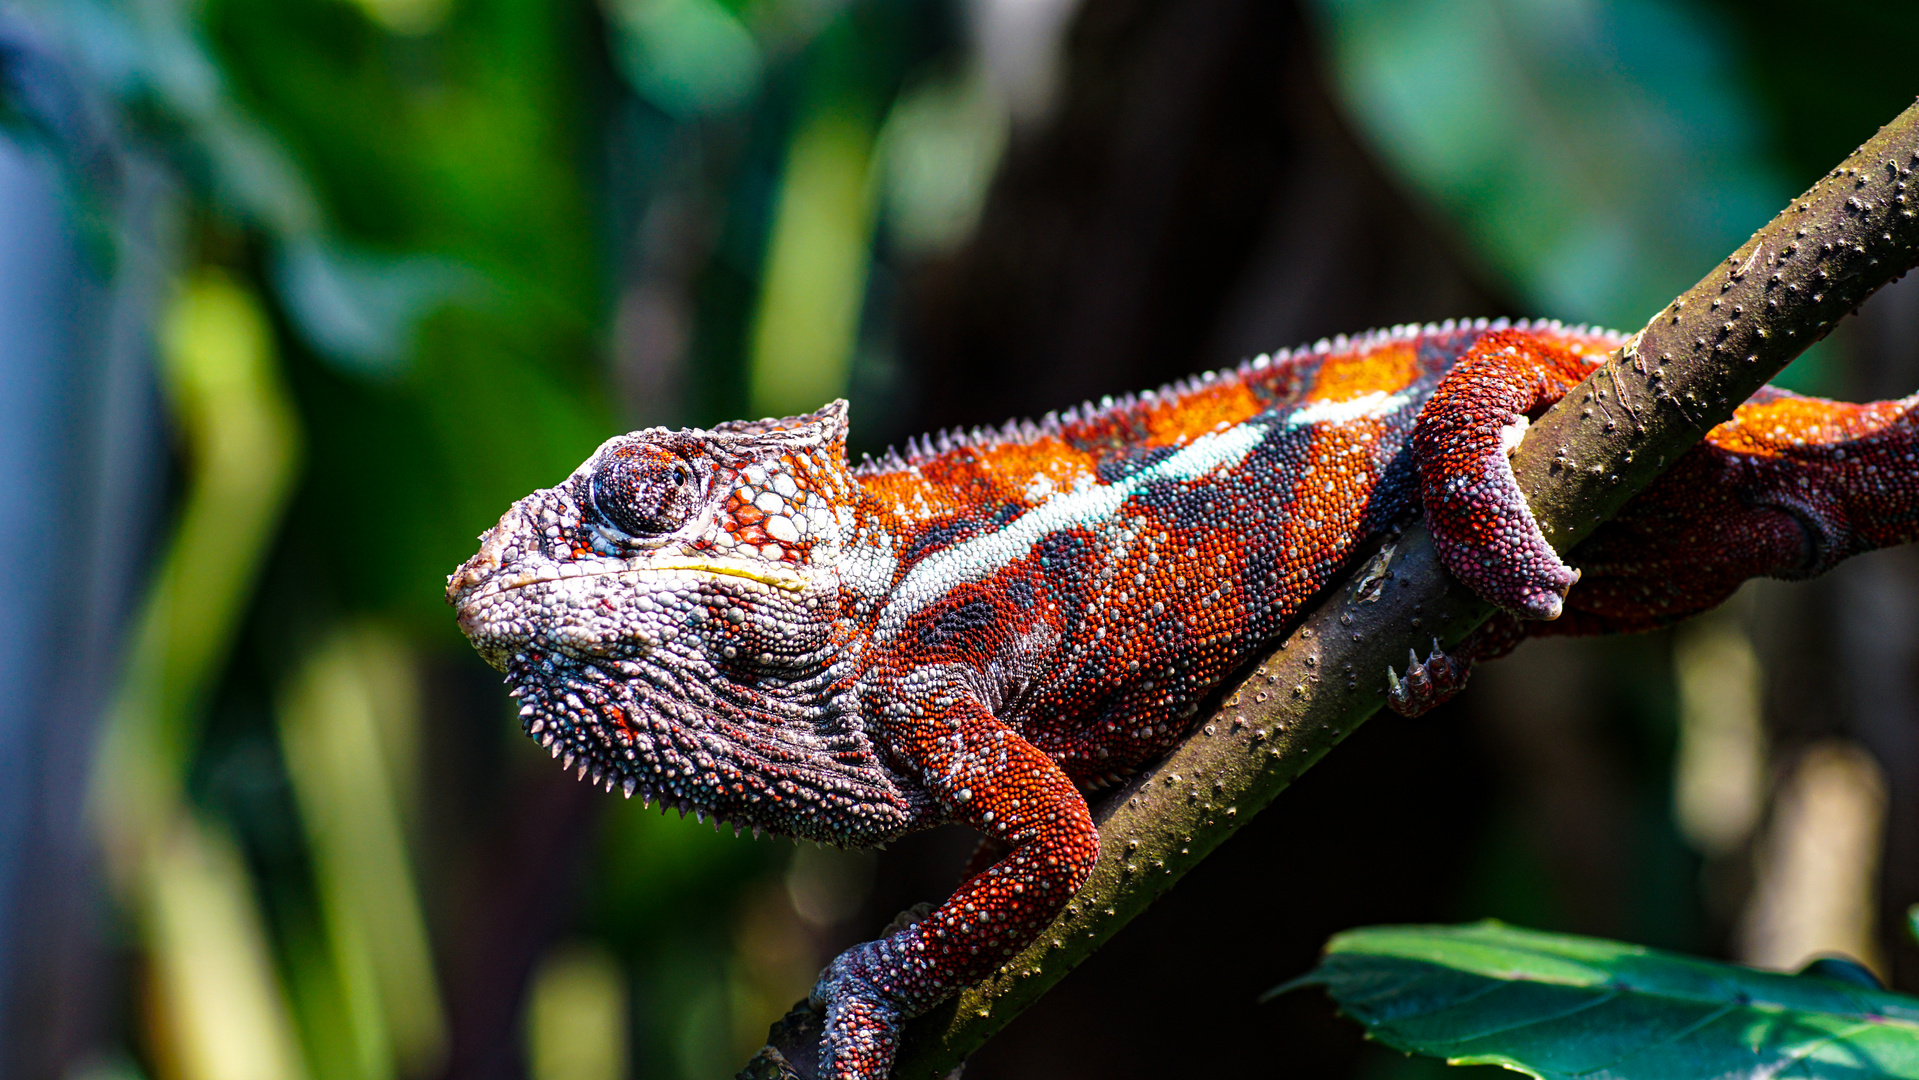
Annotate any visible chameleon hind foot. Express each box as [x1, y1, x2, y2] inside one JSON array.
[[1385, 640, 1469, 717]]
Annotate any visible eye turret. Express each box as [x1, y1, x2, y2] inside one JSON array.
[[590, 444, 702, 538]]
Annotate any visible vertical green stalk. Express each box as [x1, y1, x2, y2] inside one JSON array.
[[525, 943, 629, 1080], [745, 107, 880, 419], [145, 821, 310, 1080], [278, 625, 448, 1080], [93, 269, 305, 1080]]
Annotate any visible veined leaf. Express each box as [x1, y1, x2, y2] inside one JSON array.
[[1272, 921, 1919, 1079]]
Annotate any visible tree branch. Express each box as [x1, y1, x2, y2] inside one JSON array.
[[746, 98, 1919, 1080]]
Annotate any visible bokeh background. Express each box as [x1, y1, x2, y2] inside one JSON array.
[[1, 0, 1917, 1078]]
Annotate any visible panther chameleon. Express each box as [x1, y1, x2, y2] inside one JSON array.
[[447, 319, 1919, 1078]]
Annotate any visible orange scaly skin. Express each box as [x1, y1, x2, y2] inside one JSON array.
[[447, 319, 1919, 1078]]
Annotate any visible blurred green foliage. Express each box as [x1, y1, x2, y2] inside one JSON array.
[[206, 0, 613, 628], [10, 0, 1914, 1077], [1309, 0, 1919, 395], [32, 0, 959, 1076], [1312, 0, 1785, 329]]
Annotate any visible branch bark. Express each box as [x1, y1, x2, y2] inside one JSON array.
[[746, 98, 1919, 1080]]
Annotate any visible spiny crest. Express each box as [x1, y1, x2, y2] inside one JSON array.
[[848, 318, 1628, 477], [710, 398, 852, 446]]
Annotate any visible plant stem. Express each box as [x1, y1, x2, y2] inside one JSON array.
[[748, 98, 1919, 1080]]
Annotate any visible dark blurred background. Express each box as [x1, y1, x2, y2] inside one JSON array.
[[1, 0, 1916, 1078]]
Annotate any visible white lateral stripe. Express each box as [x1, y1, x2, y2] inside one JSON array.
[[876, 388, 1417, 630], [1284, 389, 1414, 428], [879, 424, 1265, 625]]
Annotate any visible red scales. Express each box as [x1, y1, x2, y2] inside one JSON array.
[[448, 319, 1919, 1079]]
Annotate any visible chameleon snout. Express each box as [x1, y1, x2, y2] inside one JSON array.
[[446, 550, 497, 609]]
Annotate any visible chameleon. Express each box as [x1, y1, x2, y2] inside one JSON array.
[[446, 319, 1919, 1078]]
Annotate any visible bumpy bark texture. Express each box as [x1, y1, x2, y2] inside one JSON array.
[[743, 101, 1919, 1080]]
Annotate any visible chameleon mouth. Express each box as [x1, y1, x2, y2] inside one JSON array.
[[501, 560, 804, 594], [449, 558, 810, 657], [453, 557, 808, 611], [632, 559, 809, 591]]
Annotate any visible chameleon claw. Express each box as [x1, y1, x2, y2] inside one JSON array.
[[1385, 638, 1469, 718]]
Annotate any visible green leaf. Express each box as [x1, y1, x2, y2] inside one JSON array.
[[271, 237, 477, 375], [1273, 921, 1919, 1079], [606, 0, 763, 117]]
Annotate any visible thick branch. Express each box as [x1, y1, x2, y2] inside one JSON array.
[[747, 99, 1919, 1080]]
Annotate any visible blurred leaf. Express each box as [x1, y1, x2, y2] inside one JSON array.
[[876, 64, 1005, 256], [1308, 0, 1783, 327], [0, 13, 126, 248], [271, 237, 475, 375], [527, 944, 629, 1080], [605, 0, 762, 117], [193, 0, 614, 622], [29, 0, 487, 372], [47, 0, 323, 232], [746, 106, 876, 417], [281, 912, 366, 1080], [341, 0, 452, 37], [1799, 958, 1888, 991], [278, 625, 446, 1080], [148, 819, 311, 1080], [97, 269, 302, 846], [94, 270, 308, 1080], [1274, 921, 1919, 1079], [1671, 614, 1765, 857]]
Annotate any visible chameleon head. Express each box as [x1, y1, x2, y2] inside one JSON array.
[[446, 400, 916, 839]]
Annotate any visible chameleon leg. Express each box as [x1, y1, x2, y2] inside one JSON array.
[[1540, 445, 1808, 634], [1412, 330, 1595, 619], [1433, 389, 1919, 652], [1388, 395, 1855, 710], [1531, 391, 1919, 636], [1385, 433, 1813, 713], [812, 690, 1098, 1079], [960, 835, 1013, 879]]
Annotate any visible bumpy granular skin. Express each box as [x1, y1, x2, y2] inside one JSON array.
[[447, 319, 1919, 1079]]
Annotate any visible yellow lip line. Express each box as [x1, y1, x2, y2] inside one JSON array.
[[480, 559, 809, 599], [647, 559, 808, 591]]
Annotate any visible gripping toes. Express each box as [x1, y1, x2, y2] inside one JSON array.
[[1414, 330, 1589, 620], [1430, 457, 1581, 620], [813, 941, 909, 1079], [1386, 640, 1469, 717]]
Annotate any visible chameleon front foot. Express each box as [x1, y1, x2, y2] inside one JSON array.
[[812, 943, 912, 1080], [741, 999, 825, 1079], [747, 912, 929, 1080], [1385, 640, 1468, 717]]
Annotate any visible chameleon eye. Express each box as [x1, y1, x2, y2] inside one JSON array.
[[591, 444, 701, 538]]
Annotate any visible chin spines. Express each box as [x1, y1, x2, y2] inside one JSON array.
[[563, 746, 769, 841]]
